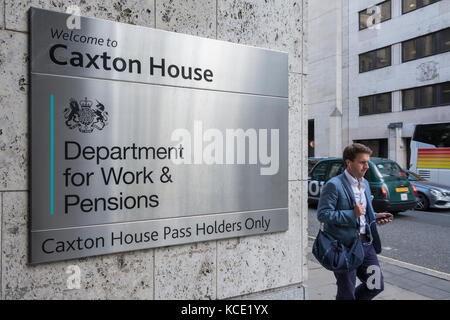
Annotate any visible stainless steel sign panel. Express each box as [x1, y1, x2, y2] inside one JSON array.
[[30, 8, 288, 98], [30, 8, 289, 263]]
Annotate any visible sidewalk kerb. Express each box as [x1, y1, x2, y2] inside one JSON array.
[[377, 255, 450, 281]]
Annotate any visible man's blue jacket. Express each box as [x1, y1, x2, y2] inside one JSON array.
[[317, 172, 382, 254]]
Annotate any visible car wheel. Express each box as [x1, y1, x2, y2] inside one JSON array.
[[415, 193, 429, 211]]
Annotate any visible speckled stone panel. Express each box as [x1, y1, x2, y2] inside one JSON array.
[[301, 74, 309, 181], [300, 179, 308, 281], [5, 0, 155, 32], [156, 0, 216, 38], [302, 0, 308, 75], [217, 0, 303, 73], [289, 72, 302, 108], [1, 1, 5, 29], [289, 72, 302, 181], [217, 180, 303, 299], [0, 30, 28, 191], [154, 241, 216, 300], [1, 192, 154, 300]]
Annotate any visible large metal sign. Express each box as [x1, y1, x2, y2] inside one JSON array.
[[30, 7, 288, 263]]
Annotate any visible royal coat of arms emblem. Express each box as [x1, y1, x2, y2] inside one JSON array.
[[64, 97, 109, 133]]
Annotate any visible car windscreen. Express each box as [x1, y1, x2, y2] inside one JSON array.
[[374, 161, 405, 178]]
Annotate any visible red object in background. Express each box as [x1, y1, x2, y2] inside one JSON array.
[[411, 184, 418, 196], [381, 186, 387, 198], [399, 172, 406, 177]]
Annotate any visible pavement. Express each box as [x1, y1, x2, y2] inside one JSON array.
[[305, 239, 450, 300]]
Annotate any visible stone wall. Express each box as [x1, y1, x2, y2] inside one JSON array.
[[0, 0, 308, 300]]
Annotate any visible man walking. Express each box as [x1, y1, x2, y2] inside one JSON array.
[[317, 143, 393, 300]]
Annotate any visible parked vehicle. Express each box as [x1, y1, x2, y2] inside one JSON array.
[[308, 157, 324, 173], [405, 170, 450, 210], [308, 157, 417, 213]]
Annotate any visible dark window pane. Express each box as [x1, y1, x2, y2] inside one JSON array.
[[422, 0, 440, 6], [360, 47, 391, 73], [376, 161, 403, 177], [403, 0, 417, 13], [421, 34, 436, 57], [413, 122, 450, 147], [360, 52, 374, 72], [328, 163, 344, 179], [311, 162, 328, 181], [420, 86, 435, 107], [360, 1, 391, 29], [376, 47, 391, 68], [440, 28, 450, 53], [403, 89, 416, 110], [380, 1, 391, 21], [359, 11, 371, 29], [376, 93, 391, 113], [440, 82, 450, 105], [360, 96, 373, 115], [403, 39, 417, 61]]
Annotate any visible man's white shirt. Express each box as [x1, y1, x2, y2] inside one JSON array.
[[344, 169, 367, 234]]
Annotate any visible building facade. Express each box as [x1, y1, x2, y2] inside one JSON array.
[[308, 0, 450, 170], [0, 0, 308, 299]]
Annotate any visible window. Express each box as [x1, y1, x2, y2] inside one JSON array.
[[402, 39, 416, 61], [441, 82, 450, 105], [328, 163, 344, 179], [422, 0, 439, 5], [359, 46, 391, 73], [402, 82, 450, 110], [440, 28, 450, 53], [403, 88, 416, 110], [403, 0, 417, 13], [413, 123, 450, 148], [402, 28, 450, 62], [422, 34, 436, 57], [420, 86, 436, 107], [354, 139, 388, 158], [376, 93, 392, 113], [359, 92, 392, 116], [359, 1, 391, 30], [310, 162, 328, 181], [359, 52, 374, 73], [376, 47, 391, 68], [308, 119, 315, 157], [360, 96, 374, 115], [374, 161, 403, 177], [402, 0, 440, 14]]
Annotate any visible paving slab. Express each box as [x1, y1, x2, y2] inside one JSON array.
[[412, 285, 450, 300]]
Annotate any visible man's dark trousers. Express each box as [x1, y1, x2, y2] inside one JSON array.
[[333, 236, 384, 300]]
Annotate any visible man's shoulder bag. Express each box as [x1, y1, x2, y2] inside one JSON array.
[[312, 224, 363, 273]]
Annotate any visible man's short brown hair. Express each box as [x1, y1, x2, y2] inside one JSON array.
[[343, 143, 373, 163]]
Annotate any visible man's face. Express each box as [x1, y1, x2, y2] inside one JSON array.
[[346, 153, 370, 179]]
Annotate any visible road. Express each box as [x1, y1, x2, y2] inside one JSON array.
[[307, 205, 450, 274]]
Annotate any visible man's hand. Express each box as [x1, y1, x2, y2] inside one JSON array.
[[354, 203, 365, 218], [376, 212, 393, 225]]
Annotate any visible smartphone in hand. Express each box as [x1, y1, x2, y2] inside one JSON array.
[[376, 213, 393, 223]]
